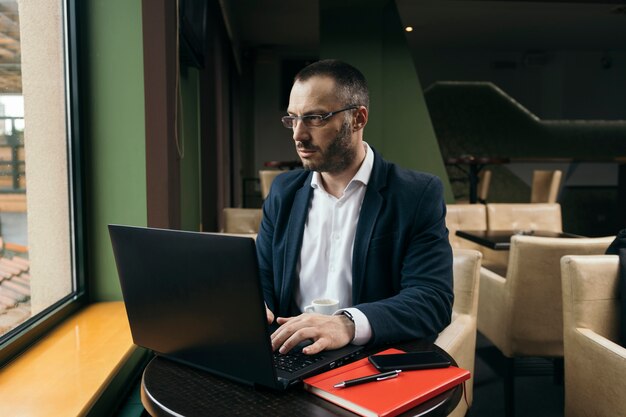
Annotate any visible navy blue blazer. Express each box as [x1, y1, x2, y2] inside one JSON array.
[[256, 148, 453, 346]]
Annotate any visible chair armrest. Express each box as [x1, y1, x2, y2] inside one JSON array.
[[477, 267, 511, 354], [480, 266, 506, 283], [435, 313, 477, 413], [436, 314, 476, 372], [565, 328, 626, 416], [576, 328, 626, 362]]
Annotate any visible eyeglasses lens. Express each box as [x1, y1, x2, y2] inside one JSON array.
[[281, 115, 326, 129]]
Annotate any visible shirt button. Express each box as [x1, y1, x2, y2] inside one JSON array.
[[334, 234, 340, 240]]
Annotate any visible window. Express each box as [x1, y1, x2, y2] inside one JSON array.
[[0, 0, 84, 361]]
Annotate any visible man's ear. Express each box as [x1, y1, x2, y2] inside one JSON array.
[[353, 106, 368, 132]]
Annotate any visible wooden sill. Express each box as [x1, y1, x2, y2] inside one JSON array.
[[0, 301, 147, 417]]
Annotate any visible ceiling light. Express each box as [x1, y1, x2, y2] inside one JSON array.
[[404, 26, 413, 32]]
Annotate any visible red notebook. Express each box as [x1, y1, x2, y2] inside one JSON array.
[[303, 348, 470, 417]]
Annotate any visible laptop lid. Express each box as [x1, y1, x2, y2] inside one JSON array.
[[108, 225, 363, 390]]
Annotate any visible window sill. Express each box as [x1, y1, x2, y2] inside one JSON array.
[[0, 301, 148, 416]]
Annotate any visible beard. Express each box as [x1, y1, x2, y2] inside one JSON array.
[[297, 121, 356, 173]]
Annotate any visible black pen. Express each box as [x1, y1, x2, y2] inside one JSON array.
[[333, 370, 402, 388]]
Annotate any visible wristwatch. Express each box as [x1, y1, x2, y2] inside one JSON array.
[[340, 310, 356, 341], [340, 309, 355, 324]]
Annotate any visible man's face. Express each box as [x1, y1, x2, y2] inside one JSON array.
[[287, 77, 357, 173]]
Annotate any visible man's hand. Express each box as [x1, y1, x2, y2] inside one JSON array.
[[265, 303, 275, 325], [271, 313, 355, 355]]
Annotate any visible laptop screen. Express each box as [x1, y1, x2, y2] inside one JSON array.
[[109, 225, 278, 388]]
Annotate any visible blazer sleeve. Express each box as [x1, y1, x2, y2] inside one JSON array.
[[256, 192, 277, 312], [355, 176, 454, 345]]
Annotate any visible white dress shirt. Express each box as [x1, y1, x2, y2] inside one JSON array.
[[295, 142, 374, 345]]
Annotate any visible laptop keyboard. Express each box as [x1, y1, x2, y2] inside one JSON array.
[[273, 350, 324, 373]]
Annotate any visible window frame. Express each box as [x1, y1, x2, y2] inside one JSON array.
[[0, 0, 87, 366]]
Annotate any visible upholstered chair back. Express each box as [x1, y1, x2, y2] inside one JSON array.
[[259, 170, 282, 200], [531, 169, 562, 204], [222, 208, 262, 234], [486, 203, 562, 233], [478, 235, 614, 358], [477, 169, 492, 203], [445, 204, 487, 250]]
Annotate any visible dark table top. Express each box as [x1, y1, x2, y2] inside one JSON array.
[[444, 155, 510, 166], [141, 341, 463, 417], [455, 229, 585, 250]]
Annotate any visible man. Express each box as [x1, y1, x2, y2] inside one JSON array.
[[256, 59, 453, 356]]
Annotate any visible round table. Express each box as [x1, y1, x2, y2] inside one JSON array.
[[445, 155, 510, 203], [141, 342, 463, 417]]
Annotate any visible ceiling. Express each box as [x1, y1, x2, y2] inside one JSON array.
[[3, 1, 622, 97], [220, 0, 319, 51], [397, 0, 626, 50], [222, 0, 626, 52]]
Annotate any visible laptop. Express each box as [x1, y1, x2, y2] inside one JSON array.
[[108, 224, 364, 390]]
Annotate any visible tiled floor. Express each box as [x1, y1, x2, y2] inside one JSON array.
[[115, 382, 150, 417]]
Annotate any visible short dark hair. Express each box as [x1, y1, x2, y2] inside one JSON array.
[[294, 59, 369, 109]]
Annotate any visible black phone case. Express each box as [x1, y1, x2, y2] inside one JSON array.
[[368, 352, 451, 371]]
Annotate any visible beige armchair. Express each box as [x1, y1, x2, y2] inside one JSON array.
[[561, 255, 626, 417], [445, 204, 487, 251], [531, 169, 562, 204], [486, 203, 562, 232], [435, 249, 482, 417], [222, 208, 262, 235], [478, 235, 614, 416], [259, 170, 283, 200], [483, 203, 563, 274]]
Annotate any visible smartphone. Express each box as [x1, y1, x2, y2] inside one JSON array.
[[368, 351, 451, 371]]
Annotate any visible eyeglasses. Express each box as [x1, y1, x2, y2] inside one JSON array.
[[281, 106, 357, 129]]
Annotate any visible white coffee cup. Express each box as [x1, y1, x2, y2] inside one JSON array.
[[304, 298, 340, 315]]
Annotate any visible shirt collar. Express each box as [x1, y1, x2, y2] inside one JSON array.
[[310, 142, 374, 190]]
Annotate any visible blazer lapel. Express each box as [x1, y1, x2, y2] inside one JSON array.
[[280, 176, 313, 313], [352, 151, 387, 303]]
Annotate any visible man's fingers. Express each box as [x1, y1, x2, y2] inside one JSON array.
[[271, 318, 303, 351], [271, 315, 307, 348], [271, 313, 353, 354], [278, 327, 318, 354], [302, 338, 330, 355], [264, 303, 275, 325], [275, 316, 292, 325]]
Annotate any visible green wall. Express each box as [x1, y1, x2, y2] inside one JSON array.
[[320, 0, 453, 201], [81, 1, 203, 300], [82, 0, 147, 301]]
